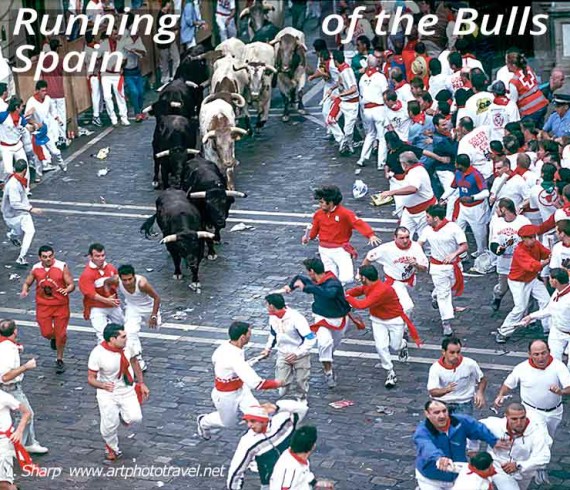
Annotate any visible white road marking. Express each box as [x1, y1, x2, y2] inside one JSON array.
[[302, 80, 325, 105], [14, 318, 514, 371], [30, 199, 399, 224], [302, 113, 325, 128]]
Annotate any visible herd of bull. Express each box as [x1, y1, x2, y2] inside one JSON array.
[[140, 12, 309, 293]]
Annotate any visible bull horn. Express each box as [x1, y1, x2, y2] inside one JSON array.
[[264, 64, 278, 74], [197, 231, 216, 239], [269, 39, 279, 46], [187, 148, 200, 155], [189, 53, 207, 61], [155, 150, 170, 158], [170, 101, 182, 108], [233, 64, 248, 72], [185, 80, 199, 88], [231, 93, 246, 108], [202, 94, 216, 105], [202, 130, 216, 145], [201, 80, 211, 88], [142, 105, 153, 114], [231, 127, 248, 137], [188, 191, 207, 198], [157, 82, 169, 92], [225, 190, 247, 198], [297, 41, 308, 51], [160, 234, 177, 244], [239, 7, 250, 18]]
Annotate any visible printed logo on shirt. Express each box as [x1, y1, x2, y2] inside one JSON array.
[[538, 189, 558, 207], [476, 99, 491, 115], [493, 111, 505, 128]]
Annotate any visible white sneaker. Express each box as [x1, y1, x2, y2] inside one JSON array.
[[442, 322, 453, 336], [324, 370, 336, 389], [120, 117, 130, 126], [42, 163, 57, 172], [111, 117, 118, 126], [25, 443, 48, 454], [385, 370, 397, 388], [197, 415, 211, 440], [16, 256, 29, 266]]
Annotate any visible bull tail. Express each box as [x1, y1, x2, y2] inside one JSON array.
[[140, 214, 157, 239]]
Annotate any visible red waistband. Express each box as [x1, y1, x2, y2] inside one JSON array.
[[405, 196, 437, 214], [1, 141, 19, 147], [461, 199, 484, 207], [216, 10, 231, 15], [364, 102, 383, 109], [343, 97, 360, 103], [385, 274, 415, 287], [215, 377, 243, 392]]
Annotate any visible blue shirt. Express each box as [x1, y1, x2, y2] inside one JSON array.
[[543, 109, 570, 138], [452, 166, 487, 199], [180, 1, 200, 45]]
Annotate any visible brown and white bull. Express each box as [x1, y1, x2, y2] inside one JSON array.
[[199, 95, 247, 191], [271, 27, 307, 122], [243, 42, 277, 130], [215, 38, 246, 62]]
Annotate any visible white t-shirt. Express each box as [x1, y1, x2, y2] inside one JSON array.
[[88, 344, 136, 389], [496, 65, 512, 87], [420, 221, 467, 263], [427, 356, 484, 403], [489, 215, 531, 275], [530, 285, 570, 334], [0, 390, 19, 434], [490, 174, 531, 210], [85, 0, 105, 21], [401, 166, 434, 211], [464, 91, 494, 128], [270, 449, 315, 490], [447, 70, 468, 95], [366, 241, 428, 282], [429, 74, 449, 99], [216, 0, 235, 15], [211, 341, 263, 390], [395, 83, 414, 105], [359, 71, 388, 106], [529, 184, 559, 223], [488, 100, 520, 141], [550, 242, 570, 270], [457, 126, 493, 179], [385, 104, 411, 142], [462, 56, 484, 72], [0, 340, 22, 385], [337, 66, 358, 102], [504, 358, 570, 410], [452, 463, 491, 490]]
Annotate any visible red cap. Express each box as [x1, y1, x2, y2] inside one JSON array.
[[518, 225, 537, 238]]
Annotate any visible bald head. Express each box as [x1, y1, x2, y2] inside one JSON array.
[[367, 54, 378, 69]]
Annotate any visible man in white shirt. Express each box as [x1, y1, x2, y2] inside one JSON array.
[[363, 226, 428, 314], [464, 71, 493, 128], [260, 294, 316, 400], [0, 319, 48, 455], [489, 159, 531, 212], [85, 0, 105, 22], [487, 81, 520, 141], [0, 98, 32, 182], [521, 268, 570, 365], [384, 89, 412, 143], [452, 453, 496, 490], [427, 337, 487, 416], [494, 339, 570, 438], [216, 0, 236, 41], [357, 55, 388, 169], [87, 323, 149, 461], [419, 205, 468, 336], [197, 322, 284, 440], [528, 163, 558, 230], [456, 117, 493, 180], [549, 219, 570, 271], [390, 67, 414, 104], [470, 403, 552, 490], [489, 198, 531, 312]]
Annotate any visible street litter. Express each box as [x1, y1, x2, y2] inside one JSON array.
[[230, 223, 255, 232], [329, 400, 354, 409], [77, 126, 94, 137], [172, 311, 187, 320], [8, 274, 20, 281], [97, 168, 109, 177], [376, 406, 394, 415], [94, 147, 110, 160]]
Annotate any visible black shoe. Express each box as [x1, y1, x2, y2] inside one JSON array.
[[50, 338, 57, 350], [491, 298, 501, 312], [55, 359, 65, 373]]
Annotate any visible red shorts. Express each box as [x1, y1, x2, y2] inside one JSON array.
[[36, 304, 70, 346]]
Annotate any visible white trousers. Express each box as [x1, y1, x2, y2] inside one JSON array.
[[215, 14, 237, 41], [52, 98, 67, 140], [360, 106, 387, 167], [522, 402, 562, 439], [430, 264, 455, 321], [101, 74, 128, 122], [455, 201, 489, 254], [492, 468, 534, 490], [0, 143, 27, 179], [400, 208, 428, 240], [415, 470, 454, 490], [124, 308, 161, 356], [392, 280, 414, 313], [97, 387, 142, 452], [88, 75, 102, 118], [548, 327, 570, 366], [4, 214, 35, 259], [371, 315, 405, 372], [318, 245, 354, 285], [314, 315, 345, 363], [0, 438, 15, 484], [389, 176, 405, 217], [90, 306, 125, 342], [498, 279, 551, 337], [201, 386, 258, 430], [329, 101, 359, 146], [436, 171, 456, 220]]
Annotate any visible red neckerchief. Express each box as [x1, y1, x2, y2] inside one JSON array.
[[288, 448, 309, 466], [438, 355, 463, 370], [365, 67, 378, 78], [388, 100, 402, 111], [10, 111, 20, 126], [436, 418, 451, 433], [506, 418, 530, 441], [109, 39, 117, 52], [462, 166, 476, 178], [0, 337, 22, 348], [411, 112, 426, 124], [394, 80, 406, 90], [462, 53, 477, 61], [337, 62, 350, 73], [528, 355, 554, 370], [317, 271, 337, 285], [494, 96, 509, 106], [100, 341, 134, 385], [467, 463, 497, 486], [33, 93, 44, 103], [269, 308, 287, 319], [404, 163, 423, 175], [10, 173, 28, 189], [554, 285, 570, 302], [432, 218, 450, 232], [395, 241, 412, 251], [507, 167, 527, 181]]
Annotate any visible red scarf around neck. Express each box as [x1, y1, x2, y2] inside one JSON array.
[[436, 418, 451, 433], [506, 418, 530, 441], [438, 355, 463, 371], [269, 308, 287, 319], [494, 95, 509, 106], [554, 285, 570, 301], [10, 173, 28, 188], [317, 271, 337, 285], [337, 62, 350, 73], [467, 463, 496, 488], [288, 448, 309, 465], [0, 337, 22, 349], [529, 355, 554, 370], [432, 218, 449, 232], [508, 166, 527, 181], [404, 163, 423, 175], [101, 341, 134, 385], [388, 100, 402, 112], [411, 112, 426, 125], [365, 67, 378, 78], [394, 80, 407, 90]]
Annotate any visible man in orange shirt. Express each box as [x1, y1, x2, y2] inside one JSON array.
[[302, 185, 381, 285], [79, 243, 124, 342], [20, 245, 74, 373], [496, 225, 551, 343]]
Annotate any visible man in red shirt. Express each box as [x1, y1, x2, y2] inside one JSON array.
[[20, 245, 74, 373], [79, 243, 124, 342], [345, 265, 421, 388], [302, 185, 381, 285], [496, 225, 551, 343]]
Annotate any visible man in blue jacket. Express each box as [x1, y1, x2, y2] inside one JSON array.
[[414, 400, 510, 489]]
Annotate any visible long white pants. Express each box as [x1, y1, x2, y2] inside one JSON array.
[[415, 470, 454, 490], [360, 106, 387, 168], [548, 327, 570, 366], [436, 171, 456, 220], [430, 264, 455, 321], [124, 308, 161, 356], [492, 468, 534, 490], [329, 100, 359, 147], [391, 280, 414, 313], [318, 245, 354, 285], [0, 143, 27, 179], [101, 74, 128, 122], [400, 208, 428, 240], [4, 214, 35, 259], [522, 402, 562, 439], [498, 279, 551, 337], [88, 75, 102, 118], [389, 176, 405, 217], [215, 14, 236, 41], [371, 315, 405, 372], [455, 201, 489, 254], [314, 315, 345, 363], [97, 386, 142, 452], [201, 386, 258, 430], [52, 98, 67, 140], [90, 306, 125, 342]]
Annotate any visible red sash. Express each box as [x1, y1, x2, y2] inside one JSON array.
[[385, 274, 415, 288], [400, 311, 422, 346], [430, 257, 464, 296], [215, 377, 244, 392], [406, 196, 437, 215], [327, 97, 341, 125], [0, 427, 46, 476], [309, 316, 347, 333]]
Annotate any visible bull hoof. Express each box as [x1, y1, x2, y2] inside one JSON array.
[[173, 274, 183, 280], [189, 282, 202, 293], [207, 254, 218, 261], [282, 115, 290, 122], [152, 181, 159, 189]]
